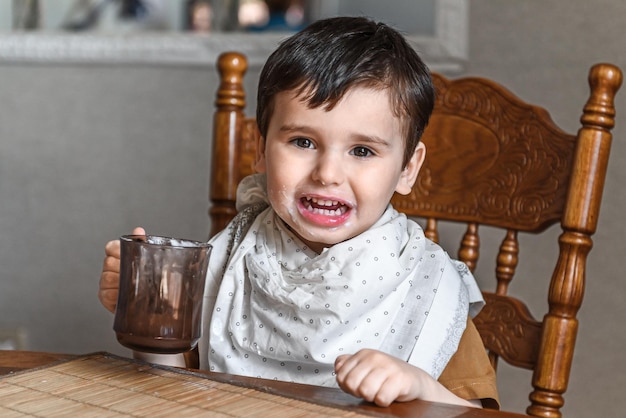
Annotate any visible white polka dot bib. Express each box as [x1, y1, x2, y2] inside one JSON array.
[[199, 174, 484, 386]]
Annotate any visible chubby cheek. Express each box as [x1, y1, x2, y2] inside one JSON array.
[[266, 184, 295, 218]]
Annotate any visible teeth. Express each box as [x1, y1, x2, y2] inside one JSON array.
[[310, 197, 338, 207], [304, 198, 348, 216]]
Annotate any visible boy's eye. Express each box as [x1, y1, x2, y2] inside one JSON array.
[[351, 146, 374, 158], [292, 137, 314, 149]]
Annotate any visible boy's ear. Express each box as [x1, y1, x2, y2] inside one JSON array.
[[254, 136, 267, 173], [395, 142, 426, 195]]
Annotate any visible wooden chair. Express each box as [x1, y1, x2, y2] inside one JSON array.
[[208, 51, 622, 417]]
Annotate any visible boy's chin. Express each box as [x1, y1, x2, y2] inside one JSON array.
[[287, 228, 337, 253], [279, 216, 360, 252], [294, 231, 359, 254]]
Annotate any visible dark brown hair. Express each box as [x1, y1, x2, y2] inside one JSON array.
[[256, 16, 435, 168]]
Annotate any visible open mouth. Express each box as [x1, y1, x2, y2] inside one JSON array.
[[301, 197, 350, 216]]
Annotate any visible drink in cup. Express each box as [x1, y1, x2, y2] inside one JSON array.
[[114, 235, 211, 354]]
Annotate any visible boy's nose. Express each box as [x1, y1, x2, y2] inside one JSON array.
[[311, 152, 345, 186]]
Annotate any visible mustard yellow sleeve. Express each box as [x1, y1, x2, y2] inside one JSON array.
[[437, 316, 500, 409]]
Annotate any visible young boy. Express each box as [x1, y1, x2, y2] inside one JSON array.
[[99, 16, 499, 409]]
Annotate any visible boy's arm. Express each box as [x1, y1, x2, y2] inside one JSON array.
[[437, 317, 500, 409], [335, 349, 481, 408], [335, 316, 499, 409]]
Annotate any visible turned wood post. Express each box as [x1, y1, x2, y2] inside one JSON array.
[[528, 63, 622, 418], [209, 52, 248, 237]]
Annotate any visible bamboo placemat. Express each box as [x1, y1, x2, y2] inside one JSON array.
[[0, 352, 373, 417]]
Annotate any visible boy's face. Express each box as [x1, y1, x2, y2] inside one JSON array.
[[255, 87, 425, 253]]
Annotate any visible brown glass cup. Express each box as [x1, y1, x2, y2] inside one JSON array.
[[114, 235, 211, 354]]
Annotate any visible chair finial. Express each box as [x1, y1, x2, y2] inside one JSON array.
[[581, 63, 623, 130], [216, 52, 248, 110]]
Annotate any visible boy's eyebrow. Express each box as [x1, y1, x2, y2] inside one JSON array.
[[352, 134, 392, 148], [278, 124, 309, 133], [279, 124, 393, 147]]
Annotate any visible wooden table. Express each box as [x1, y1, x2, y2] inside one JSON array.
[[0, 350, 524, 417]]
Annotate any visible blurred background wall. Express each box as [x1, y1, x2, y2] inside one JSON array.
[[0, 1, 624, 416]]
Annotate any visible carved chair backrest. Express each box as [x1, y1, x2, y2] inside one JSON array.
[[209, 51, 622, 417]]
